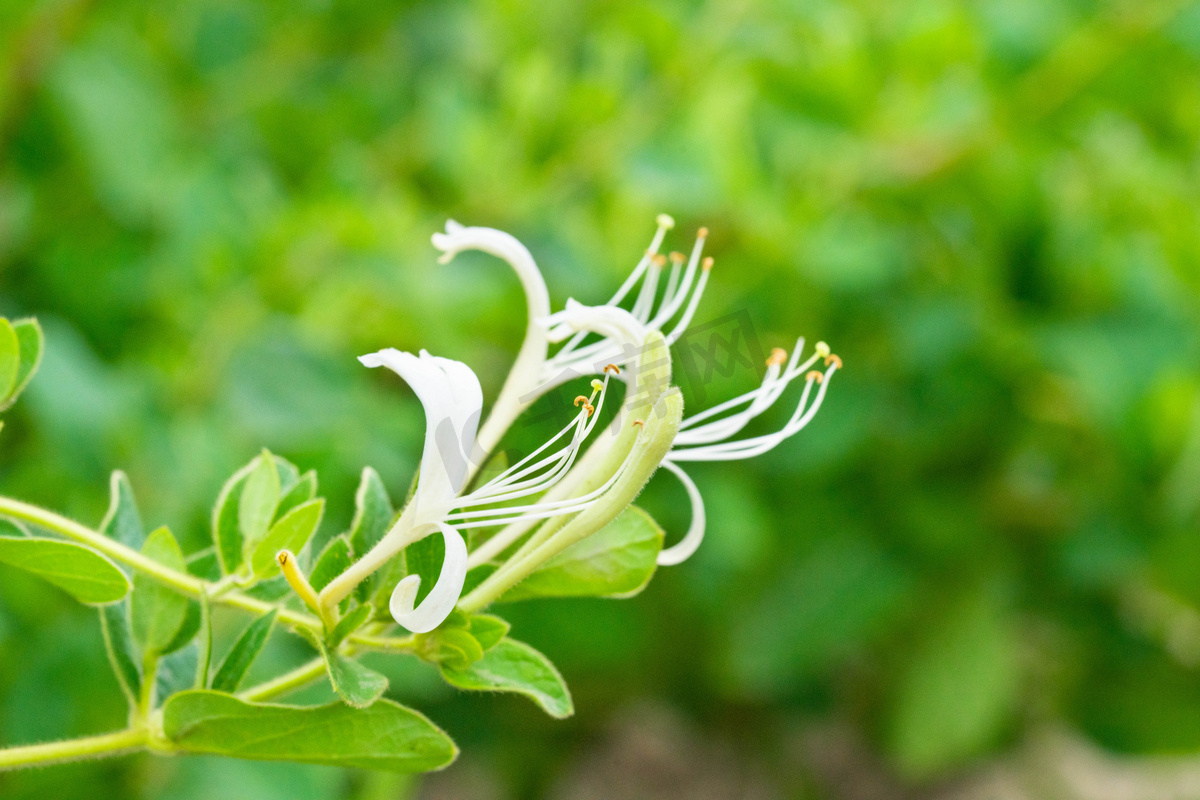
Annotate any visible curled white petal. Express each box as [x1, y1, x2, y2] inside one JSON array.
[[359, 349, 483, 519], [430, 222, 550, 320], [389, 522, 469, 633], [542, 299, 648, 346], [656, 460, 707, 566]]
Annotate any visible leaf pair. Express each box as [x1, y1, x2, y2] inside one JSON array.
[[211, 451, 323, 578]]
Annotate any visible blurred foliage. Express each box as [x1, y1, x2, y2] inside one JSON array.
[[3, 0, 1200, 796]]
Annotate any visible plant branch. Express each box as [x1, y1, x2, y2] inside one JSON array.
[[0, 496, 384, 649], [0, 727, 147, 771]]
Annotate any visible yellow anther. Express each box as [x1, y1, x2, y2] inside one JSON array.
[[651, 254, 668, 267], [591, 379, 605, 392], [697, 226, 709, 238], [825, 354, 842, 369], [656, 213, 676, 230], [632, 419, 645, 428], [669, 251, 685, 263], [806, 370, 824, 384], [584, 403, 595, 417], [766, 347, 788, 367], [702, 256, 714, 271], [815, 341, 830, 358], [574, 395, 590, 407], [604, 363, 621, 374]]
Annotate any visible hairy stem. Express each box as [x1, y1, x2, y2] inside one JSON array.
[[0, 496, 383, 649], [238, 657, 327, 703], [0, 727, 147, 771]]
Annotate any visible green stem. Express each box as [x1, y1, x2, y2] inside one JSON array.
[[0, 496, 386, 650], [0, 727, 147, 771], [239, 657, 327, 703], [139, 655, 159, 717]]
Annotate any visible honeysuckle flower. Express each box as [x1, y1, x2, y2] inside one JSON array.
[[656, 341, 842, 566], [322, 348, 624, 632], [430, 215, 713, 452]]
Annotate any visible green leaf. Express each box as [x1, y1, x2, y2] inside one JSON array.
[[273, 470, 317, 524], [99, 601, 141, 705], [468, 615, 510, 652], [250, 498, 325, 577], [349, 468, 394, 602], [238, 452, 281, 556], [0, 536, 130, 604], [0, 517, 29, 537], [440, 638, 573, 719], [9, 318, 44, 408], [404, 530, 444, 606], [500, 506, 664, 602], [325, 649, 389, 708], [349, 467, 395, 559], [131, 527, 190, 654], [100, 471, 145, 551], [327, 603, 372, 649], [273, 455, 301, 494], [210, 609, 277, 693], [162, 690, 457, 772], [310, 535, 352, 592], [195, 592, 212, 690], [212, 459, 256, 574], [0, 318, 19, 402], [156, 644, 199, 700], [160, 598, 202, 656], [886, 587, 1020, 778]]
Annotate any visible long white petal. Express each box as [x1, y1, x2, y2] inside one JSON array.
[[656, 460, 707, 566], [359, 348, 483, 517], [389, 522, 469, 633]]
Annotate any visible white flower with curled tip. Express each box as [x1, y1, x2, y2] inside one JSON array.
[[346, 348, 622, 633], [657, 341, 842, 566], [430, 214, 713, 447]]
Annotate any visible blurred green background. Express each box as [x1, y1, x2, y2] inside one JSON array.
[[3, 0, 1200, 797]]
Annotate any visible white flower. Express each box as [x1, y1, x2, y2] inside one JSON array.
[[354, 348, 623, 632], [540, 214, 713, 389], [657, 342, 842, 565], [430, 215, 713, 439]]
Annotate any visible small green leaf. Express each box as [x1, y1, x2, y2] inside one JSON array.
[[212, 459, 256, 574], [195, 592, 212, 690], [100, 471, 145, 551], [131, 527, 190, 654], [441, 638, 573, 719], [250, 498, 325, 577], [9, 318, 44, 408], [238, 452, 281, 556], [156, 644, 199, 700], [0, 536, 130, 604], [162, 690, 457, 772], [468, 615, 510, 652], [325, 650, 389, 708], [349, 468, 395, 602], [210, 609, 277, 693], [160, 599, 202, 656], [0, 517, 29, 537], [273, 455, 301, 494], [327, 603, 372, 649], [0, 318, 18, 401], [310, 535, 352, 592], [501, 506, 664, 602], [99, 601, 141, 705], [403, 530, 444, 606], [349, 467, 395, 559], [274, 471, 316, 524], [430, 628, 484, 672]]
